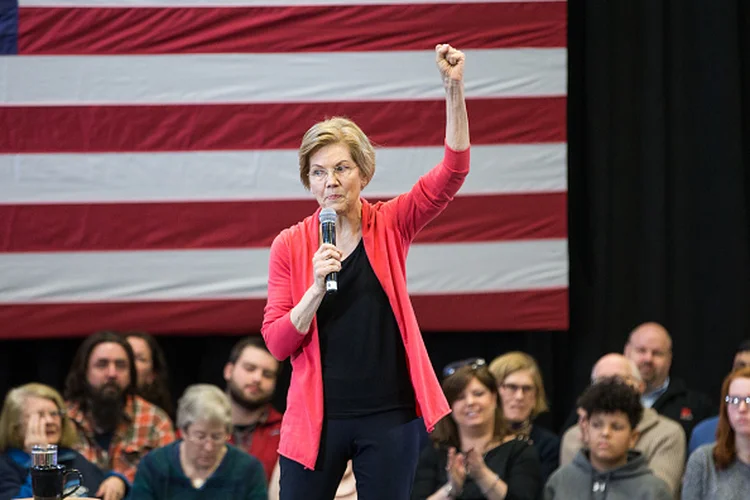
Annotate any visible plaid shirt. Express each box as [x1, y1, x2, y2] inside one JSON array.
[[66, 394, 176, 483]]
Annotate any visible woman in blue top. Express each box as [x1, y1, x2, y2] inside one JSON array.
[[0, 383, 111, 500]]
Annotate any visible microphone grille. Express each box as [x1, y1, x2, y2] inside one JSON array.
[[319, 207, 337, 224]]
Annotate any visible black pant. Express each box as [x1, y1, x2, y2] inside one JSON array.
[[279, 410, 421, 500]]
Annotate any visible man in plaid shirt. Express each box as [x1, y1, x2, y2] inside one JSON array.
[[64, 331, 176, 500]]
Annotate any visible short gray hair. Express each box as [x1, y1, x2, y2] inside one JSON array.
[[176, 384, 232, 433]]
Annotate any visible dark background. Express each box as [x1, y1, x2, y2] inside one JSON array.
[[2, 0, 750, 434]]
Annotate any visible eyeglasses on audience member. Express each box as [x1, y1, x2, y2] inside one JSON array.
[[725, 395, 750, 407], [442, 357, 486, 378]]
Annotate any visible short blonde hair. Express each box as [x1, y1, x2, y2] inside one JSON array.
[[0, 383, 78, 451], [176, 384, 232, 434], [489, 351, 550, 419], [298, 117, 376, 190]]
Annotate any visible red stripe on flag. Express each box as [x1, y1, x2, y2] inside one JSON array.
[[0, 288, 568, 338], [18, 3, 567, 55], [0, 98, 566, 153], [0, 193, 567, 253]]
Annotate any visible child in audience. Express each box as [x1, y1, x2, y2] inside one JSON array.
[[544, 378, 671, 499]]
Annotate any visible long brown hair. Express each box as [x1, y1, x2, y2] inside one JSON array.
[[64, 331, 137, 406], [431, 365, 508, 450], [125, 331, 174, 418], [714, 366, 750, 469]]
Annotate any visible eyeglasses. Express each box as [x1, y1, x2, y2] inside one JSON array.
[[185, 431, 227, 446], [442, 357, 486, 378], [308, 164, 357, 182], [725, 395, 750, 407], [500, 383, 536, 395]]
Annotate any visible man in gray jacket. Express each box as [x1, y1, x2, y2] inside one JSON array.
[[546, 379, 672, 499]]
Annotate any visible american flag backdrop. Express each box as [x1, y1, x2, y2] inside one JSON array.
[[0, 0, 568, 339]]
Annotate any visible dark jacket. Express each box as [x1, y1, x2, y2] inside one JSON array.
[[0, 447, 107, 500], [650, 378, 714, 440], [529, 425, 560, 484]]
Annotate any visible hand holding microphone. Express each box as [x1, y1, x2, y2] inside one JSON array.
[[314, 208, 341, 294]]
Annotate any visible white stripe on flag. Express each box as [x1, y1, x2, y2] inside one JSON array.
[[0, 144, 566, 204], [1, 50, 567, 105], [0, 240, 568, 302]]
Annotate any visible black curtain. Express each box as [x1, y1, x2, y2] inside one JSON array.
[[1, 0, 749, 434]]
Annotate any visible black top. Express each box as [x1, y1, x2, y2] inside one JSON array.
[[317, 238, 415, 418], [527, 425, 560, 484], [411, 439, 543, 500]]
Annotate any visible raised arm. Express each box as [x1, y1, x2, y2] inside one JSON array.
[[436, 44, 469, 151]]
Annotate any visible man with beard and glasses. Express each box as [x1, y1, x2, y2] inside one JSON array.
[[223, 336, 282, 482], [64, 331, 176, 498]]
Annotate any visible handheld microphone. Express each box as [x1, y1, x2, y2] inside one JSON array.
[[318, 208, 338, 294]]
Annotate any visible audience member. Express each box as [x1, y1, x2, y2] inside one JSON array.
[[64, 331, 175, 496], [125, 331, 174, 419], [560, 353, 685, 496], [545, 378, 671, 499], [223, 337, 282, 481], [682, 366, 750, 499], [411, 360, 542, 500], [131, 384, 266, 499], [489, 351, 559, 482], [688, 340, 750, 454], [624, 322, 713, 438], [0, 383, 107, 499]]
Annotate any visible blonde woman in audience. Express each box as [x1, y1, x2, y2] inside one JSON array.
[[489, 352, 560, 482], [411, 360, 542, 500], [0, 383, 112, 499], [682, 366, 750, 499], [131, 384, 266, 499]]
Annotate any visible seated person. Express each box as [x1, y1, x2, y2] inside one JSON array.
[[544, 378, 672, 499], [489, 352, 560, 482], [560, 354, 685, 497], [130, 384, 266, 500], [0, 383, 111, 499], [688, 340, 750, 455], [64, 330, 175, 494], [126, 331, 174, 419], [411, 359, 542, 500], [681, 366, 750, 499]]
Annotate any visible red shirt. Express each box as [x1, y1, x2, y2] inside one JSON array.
[[229, 405, 282, 481], [261, 144, 469, 470]]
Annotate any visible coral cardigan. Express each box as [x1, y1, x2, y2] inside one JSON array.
[[261, 144, 470, 469]]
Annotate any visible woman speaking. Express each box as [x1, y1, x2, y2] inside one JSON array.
[[261, 44, 470, 500]]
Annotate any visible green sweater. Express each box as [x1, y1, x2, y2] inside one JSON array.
[[130, 441, 267, 500]]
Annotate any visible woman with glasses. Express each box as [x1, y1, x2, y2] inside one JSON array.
[[682, 366, 750, 499], [412, 363, 542, 500], [261, 44, 470, 500], [0, 383, 107, 499], [488, 352, 559, 483], [130, 384, 266, 500]]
